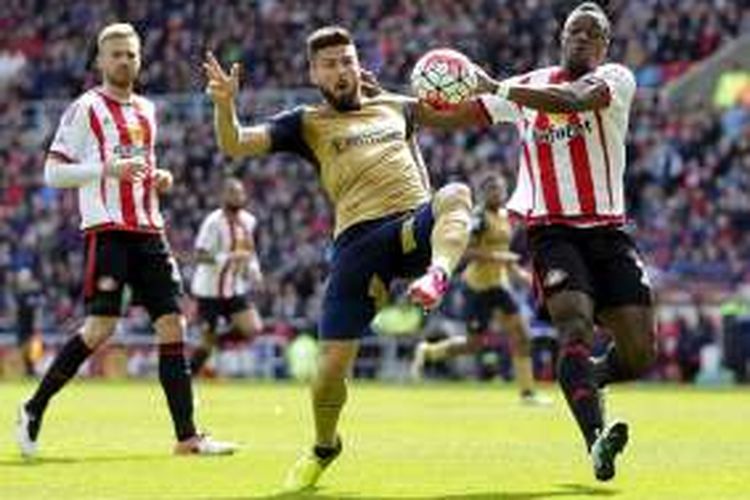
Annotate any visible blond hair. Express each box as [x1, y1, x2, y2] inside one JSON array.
[[97, 23, 140, 51]]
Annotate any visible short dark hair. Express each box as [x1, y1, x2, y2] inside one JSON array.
[[306, 26, 354, 58], [566, 2, 611, 39]]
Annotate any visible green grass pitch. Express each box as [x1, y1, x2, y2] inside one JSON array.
[[0, 380, 748, 499]]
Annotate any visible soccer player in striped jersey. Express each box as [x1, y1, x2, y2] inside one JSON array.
[[412, 1, 656, 482], [16, 23, 236, 458], [411, 175, 551, 406], [478, 3, 655, 481], [189, 178, 264, 375]]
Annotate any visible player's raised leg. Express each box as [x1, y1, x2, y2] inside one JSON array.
[[17, 316, 116, 457], [284, 340, 357, 492], [409, 183, 472, 309]]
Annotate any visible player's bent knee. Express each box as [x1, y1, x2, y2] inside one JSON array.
[[433, 182, 473, 215]]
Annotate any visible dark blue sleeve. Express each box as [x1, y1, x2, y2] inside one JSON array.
[[268, 107, 308, 155]]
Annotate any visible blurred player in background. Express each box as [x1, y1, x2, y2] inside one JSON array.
[[16, 22, 236, 458], [467, 2, 656, 482], [189, 177, 264, 376], [205, 25, 480, 492], [411, 174, 550, 406]]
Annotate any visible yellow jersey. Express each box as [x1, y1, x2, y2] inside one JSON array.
[[267, 94, 431, 237], [463, 207, 513, 291]]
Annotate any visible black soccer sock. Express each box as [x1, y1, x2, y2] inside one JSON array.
[[27, 334, 93, 420], [189, 346, 211, 376], [558, 340, 604, 450], [158, 342, 197, 441], [591, 343, 626, 388]]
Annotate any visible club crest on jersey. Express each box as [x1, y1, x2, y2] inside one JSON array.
[[128, 126, 145, 145]]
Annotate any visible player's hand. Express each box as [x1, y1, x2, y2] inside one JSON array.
[[204, 51, 239, 108], [361, 69, 384, 97], [472, 63, 499, 95], [106, 156, 147, 182], [153, 169, 173, 193]]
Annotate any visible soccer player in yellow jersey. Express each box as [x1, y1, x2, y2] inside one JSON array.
[[411, 175, 550, 406], [204, 26, 477, 492]]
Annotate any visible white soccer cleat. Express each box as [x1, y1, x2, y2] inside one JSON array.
[[173, 433, 238, 456], [520, 391, 553, 406], [16, 403, 39, 458]]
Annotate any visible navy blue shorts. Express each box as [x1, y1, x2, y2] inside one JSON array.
[[320, 202, 434, 340], [464, 285, 520, 335]]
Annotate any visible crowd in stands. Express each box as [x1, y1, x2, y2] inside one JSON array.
[[1, 1, 750, 382]]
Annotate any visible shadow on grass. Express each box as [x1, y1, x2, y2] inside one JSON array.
[[201, 483, 619, 499], [0, 453, 173, 467]]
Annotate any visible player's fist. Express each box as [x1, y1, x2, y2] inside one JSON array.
[[106, 156, 147, 182], [153, 169, 173, 193], [204, 51, 239, 107]]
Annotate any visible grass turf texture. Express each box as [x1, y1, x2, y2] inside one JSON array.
[[0, 380, 748, 499]]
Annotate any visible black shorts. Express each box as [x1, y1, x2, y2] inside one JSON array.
[[464, 285, 520, 335], [529, 224, 653, 312], [83, 230, 183, 320], [195, 295, 251, 331]]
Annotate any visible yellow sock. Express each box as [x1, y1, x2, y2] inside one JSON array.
[[513, 355, 535, 394], [431, 184, 472, 275]]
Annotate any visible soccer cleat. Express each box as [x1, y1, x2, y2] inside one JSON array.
[[16, 402, 41, 458], [173, 433, 238, 456], [591, 420, 629, 481], [519, 390, 553, 406], [283, 436, 342, 493], [408, 266, 449, 310], [410, 341, 430, 380]]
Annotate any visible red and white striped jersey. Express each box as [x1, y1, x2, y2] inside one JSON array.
[[478, 63, 636, 227], [191, 209, 260, 299], [48, 87, 164, 232]]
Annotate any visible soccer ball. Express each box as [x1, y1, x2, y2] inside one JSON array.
[[410, 48, 478, 109]]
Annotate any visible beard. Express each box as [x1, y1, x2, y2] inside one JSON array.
[[320, 86, 361, 112], [105, 67, 136, 90]]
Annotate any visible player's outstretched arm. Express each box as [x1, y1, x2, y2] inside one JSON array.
[[204, 52, 271, 158], [476, 65, 610, 114]]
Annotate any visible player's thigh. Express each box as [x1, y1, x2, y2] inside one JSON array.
[[529, 227, 595, 303], [83, 231, 129, 317], [320, 231, 388, 341], [81, 315, 120, 349], [130, 234, 183, 322], [153, 313, 186, 344]]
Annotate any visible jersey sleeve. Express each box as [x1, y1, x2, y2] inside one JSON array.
[[477, 93, 523, 125], [49, 100, 91, 162], [195, 217, 218, 253], [593, 63, 636, 112], [268, 107, 308, 154]]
